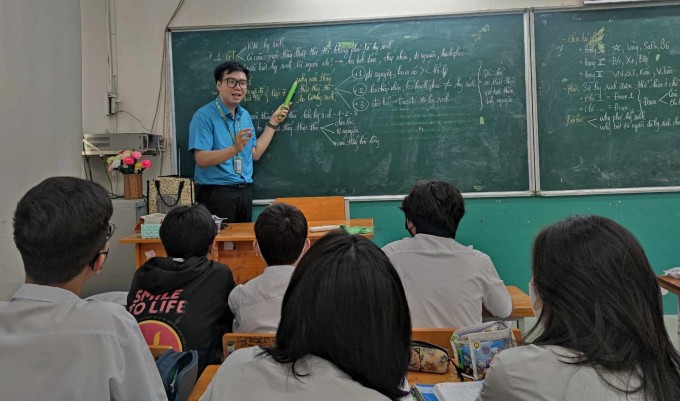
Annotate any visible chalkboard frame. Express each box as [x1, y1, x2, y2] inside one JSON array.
[[167, 11, 536, 201], [531, 2, 680, 196]]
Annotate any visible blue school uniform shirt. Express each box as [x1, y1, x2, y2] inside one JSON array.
[[188, 97, 256, 185]]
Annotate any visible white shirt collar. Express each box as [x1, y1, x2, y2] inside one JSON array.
[[11, 283, 81, 303]]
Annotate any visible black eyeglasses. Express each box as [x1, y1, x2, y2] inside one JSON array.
[[222, 78, 249, 89], [88, 223, 116, 269]]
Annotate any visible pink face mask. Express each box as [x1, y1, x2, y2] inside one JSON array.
[[529, 279, 543, 318]]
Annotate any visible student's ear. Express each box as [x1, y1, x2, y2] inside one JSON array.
[[405, 218, 416, 235], [89, 253, 106, 276], [253, 239, 260, 256], [293, 238, 311, 267], [207, 237, 218, 257]]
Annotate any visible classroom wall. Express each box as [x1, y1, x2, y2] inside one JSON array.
[[81, 0, 583, 138], [0, 0, 83, 300], [79, 0, 680, 316]]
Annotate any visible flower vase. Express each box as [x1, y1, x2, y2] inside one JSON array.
[[123, 174, 144, 199]]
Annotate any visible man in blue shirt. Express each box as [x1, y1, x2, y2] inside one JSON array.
[[189, 61, 289, 222]]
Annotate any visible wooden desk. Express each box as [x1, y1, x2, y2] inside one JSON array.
[[119, 218, 373, 284], [408, 369, 461, 385], [188, 364, 219, 401], [483, 285, 532, 331], [658, 275, 680, 341], [659, 275, 680, 295]]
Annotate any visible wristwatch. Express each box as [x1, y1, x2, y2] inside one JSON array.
[[266, 122, 279, 130]]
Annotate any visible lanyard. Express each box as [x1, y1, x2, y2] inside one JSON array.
[[215, 100, 241, 145], [215, 99, 244, 175]]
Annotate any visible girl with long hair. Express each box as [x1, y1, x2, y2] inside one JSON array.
[[201, 230, 412, 401], [478, 215, 680, 401]]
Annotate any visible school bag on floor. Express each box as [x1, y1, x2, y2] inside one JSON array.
[[155, 349, 198, 401]]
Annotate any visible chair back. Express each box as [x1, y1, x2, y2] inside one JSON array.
[[274, 196, 346, 221], [148, 344, 173, 359], [222, 333, 276, 359]]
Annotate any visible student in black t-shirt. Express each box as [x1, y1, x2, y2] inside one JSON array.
[[127, 204, 235, 374]]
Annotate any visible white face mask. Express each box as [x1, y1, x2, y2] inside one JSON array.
[[529, 279, 543, 318]]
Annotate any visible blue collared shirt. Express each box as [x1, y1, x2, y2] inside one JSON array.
[[188, 97, 256, 185]]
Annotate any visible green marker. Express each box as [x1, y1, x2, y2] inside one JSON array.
[[284, 80, 298, 107]]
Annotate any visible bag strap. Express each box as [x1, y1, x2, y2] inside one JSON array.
[[154, 180, 185, 207], [449, 358, 466, 382], [410, 340, 449, 355]]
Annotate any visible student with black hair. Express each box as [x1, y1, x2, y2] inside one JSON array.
[[189, 60, 290, 222], [383, 180, 511, 328], [127, 204, 235, 374], [1, 177, 166, 401], [228, 202, 310, 332], [202, 230, 412, 401], [478, 215, 680, 401]]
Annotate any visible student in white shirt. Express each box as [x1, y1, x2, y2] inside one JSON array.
[[0, 177, 166, 401], [383, 180, 512, 328], [478, 215, 680, 401], [228, 202, 310, 332], [202, 230, 412, 401]]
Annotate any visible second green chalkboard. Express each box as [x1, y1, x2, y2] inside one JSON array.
[[536, 6, 680, 191]]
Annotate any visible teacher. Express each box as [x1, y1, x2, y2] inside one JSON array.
[[189, 61, 289, 222]]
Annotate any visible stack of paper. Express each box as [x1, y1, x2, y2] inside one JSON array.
[[432, 381, 483, 401]]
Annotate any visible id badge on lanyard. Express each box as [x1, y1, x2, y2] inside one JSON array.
[[234, 155, 243, 174]]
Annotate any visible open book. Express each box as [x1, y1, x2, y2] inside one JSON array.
[[432, 381, 483, 401]]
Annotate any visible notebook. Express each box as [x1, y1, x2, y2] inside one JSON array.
[[411, 384, 437, 401], [432, 381, 483, 401]]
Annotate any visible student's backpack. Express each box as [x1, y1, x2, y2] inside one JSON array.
[[155, 349, 199, 401]]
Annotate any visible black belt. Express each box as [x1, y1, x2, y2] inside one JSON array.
[[200, 183, 251, 189]]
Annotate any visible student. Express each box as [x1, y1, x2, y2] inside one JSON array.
[[127, 204, 235, 374], [189, 60, 290, 222], [382, 180, 511, 328], [477, 215, 680, 401], [201, 230, 412, 401], [0, 177, 166, 401], [228, 202, 310, 332]]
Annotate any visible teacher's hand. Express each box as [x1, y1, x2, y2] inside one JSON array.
[[233, 128, 253, 153], [271, 103, 291, 125]]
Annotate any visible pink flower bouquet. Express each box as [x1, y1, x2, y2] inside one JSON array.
[[107, 150, 152, 174]]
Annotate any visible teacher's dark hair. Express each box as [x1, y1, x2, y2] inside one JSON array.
[[160, 204, 217, 258], [261, 230, 411, 400], [401, 180, 465, 238], [214, 60, 250, 82], [13, 177, 112, 285], [527, 215, 680, 401]]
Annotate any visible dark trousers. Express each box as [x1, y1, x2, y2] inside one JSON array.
[[197, 184, 253, 223]]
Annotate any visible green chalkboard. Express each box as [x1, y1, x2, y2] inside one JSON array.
[[171, 14, 529, 198], [535, 6, 680, 191]]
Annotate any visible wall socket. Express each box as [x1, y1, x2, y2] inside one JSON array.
[[107, 92, 120, 115]]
